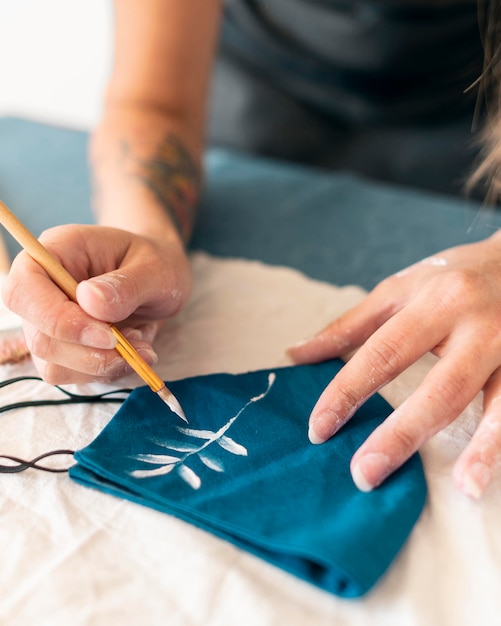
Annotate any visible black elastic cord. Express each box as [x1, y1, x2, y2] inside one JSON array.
[[0, 450, 76, 473], [0, 375, 132, 473], [0, 376, 132, 414]]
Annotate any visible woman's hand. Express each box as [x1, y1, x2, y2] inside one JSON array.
[[2, 224, 192, 384], [288, 233, 501, 499], [2, 0, 222, 384]]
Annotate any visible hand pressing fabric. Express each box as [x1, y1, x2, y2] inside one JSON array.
[[289, 233, 501, 500]]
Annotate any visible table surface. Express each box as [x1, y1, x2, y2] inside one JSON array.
[[1, 116, 499, 289]]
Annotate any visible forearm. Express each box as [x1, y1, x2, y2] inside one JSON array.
[[90, 110, 202, 244], [90, 0, 221, 243]]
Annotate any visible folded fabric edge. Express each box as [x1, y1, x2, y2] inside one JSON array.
[[69, 460, 422, 599]]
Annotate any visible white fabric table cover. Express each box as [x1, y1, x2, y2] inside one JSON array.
[[0, 252, 499, 626]]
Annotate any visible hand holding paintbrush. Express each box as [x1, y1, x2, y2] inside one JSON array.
[[0, 200, 186, 421]]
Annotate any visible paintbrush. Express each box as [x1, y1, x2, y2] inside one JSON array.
[[0, 227, 30, 364], [0, 199, 187, 422]]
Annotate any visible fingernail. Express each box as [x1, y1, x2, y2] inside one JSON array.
[[308, 398, 355, 445], [461, 462, 491, 500], [308, 409, 343, 444], [289, 337, 313, 350], [122, 328, 143, 342], [289, 330, 332, 354], [138, 348, 158, 365], [351, 453, 391, 492], [80, 324, 116, 349], [287, 336, 317, 363], [85, 276, 121, 305], [308, 423, 326, 444]]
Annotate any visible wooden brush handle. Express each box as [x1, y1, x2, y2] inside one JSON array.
[[0, 201, 78, 299]]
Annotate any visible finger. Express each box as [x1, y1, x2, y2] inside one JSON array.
[[128, 321, 164, 345], [31, 353, 130, 385], [25, 323, 157, 383], [307, 302, 447, 443], [76, 256, 191, 323], [349, 344, 494, 492], [287, 275, 414, 364], [5, 252, 116, 349], [452, 367, 501, 499]]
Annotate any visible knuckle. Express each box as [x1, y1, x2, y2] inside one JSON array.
[[432, 373, 470, 416], [161, 274, 192, 316], [87, 349, 127, 380], [42, 301, 82, 343], [390, 423, 416, 454], [29, 329, 53, 361], [375, 273, 398, 291], [49, 313, 69, 339], [170, 288, 190, 316], [434, 269, 477, 310], [337, 385, 363, 411], [92, 351, 116, 378], [368, 337, 405, 375], [156, 258, 193, 317]]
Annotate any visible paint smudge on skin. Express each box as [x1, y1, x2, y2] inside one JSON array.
[[395, 256, 448, 278], [88, 274, 129, 305], [394, 268, 410, 278], [291, 331, 351, 354], [130, 373, 276, 488], [420, 256, 448, 267]]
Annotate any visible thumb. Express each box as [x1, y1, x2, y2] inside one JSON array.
[[76, 271, 143, 323]]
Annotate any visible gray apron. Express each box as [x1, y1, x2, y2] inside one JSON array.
[[208, 0, 486, 198]]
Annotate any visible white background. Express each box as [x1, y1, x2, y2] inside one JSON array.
[[0, 1, 113, 129]]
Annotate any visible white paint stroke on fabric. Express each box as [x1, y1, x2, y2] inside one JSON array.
[[130, 373, 276, 488]]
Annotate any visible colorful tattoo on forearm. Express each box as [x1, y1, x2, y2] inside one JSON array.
[[134, 134, 201, 242]]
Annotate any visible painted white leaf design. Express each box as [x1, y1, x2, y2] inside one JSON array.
[[130, 371, 275, 486], [217, 435, 248, 456], [198, 450, 225, 472], [135, 453, 180, 465], [177, 464, 201, 489], [249, 373, 276, 402], [131, 464, 176, 478], [176, 427, 217, 440], [152, 439, 200, 453]]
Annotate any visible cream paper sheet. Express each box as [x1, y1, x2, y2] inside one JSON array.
[[0, 252, 499, 626]]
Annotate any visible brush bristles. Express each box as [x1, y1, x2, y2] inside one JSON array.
[[156, 386, 188, 422]]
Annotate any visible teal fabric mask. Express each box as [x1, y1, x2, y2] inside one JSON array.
[[70, 359, 427, 597]]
